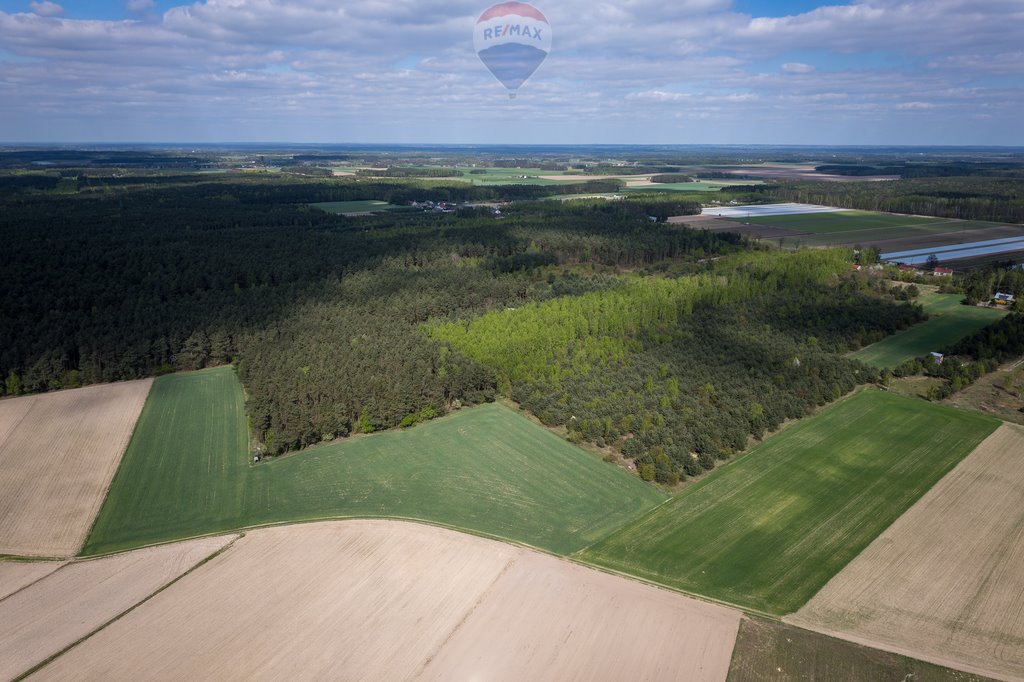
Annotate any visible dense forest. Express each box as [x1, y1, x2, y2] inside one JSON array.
[[431, 250, 923, 482], [0, 168, 956, 479]]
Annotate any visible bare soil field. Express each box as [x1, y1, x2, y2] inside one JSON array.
[[1, 535, 232, 681], [0, 380, 152, 557], [0, 560, 65, 600], [34, 520, 742, 681], [790, 424, 1024, 681]]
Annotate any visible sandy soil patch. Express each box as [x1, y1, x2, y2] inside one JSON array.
[[0, 560, 66, 601], [330, 170, 355, 176], [0, 380, 153, 557], [34, 520, 741, 681], [790, 424, 1024, 681], [1, 535, 231, 681]]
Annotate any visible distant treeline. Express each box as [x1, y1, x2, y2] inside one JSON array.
[[758, 177, 1024, 224], [816, 162, 1024, 179]]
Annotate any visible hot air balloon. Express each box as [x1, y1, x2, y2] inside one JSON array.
[[473, 2, 551, 98]]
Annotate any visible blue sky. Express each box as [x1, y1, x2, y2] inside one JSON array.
[[0, 0, 1021, 144]]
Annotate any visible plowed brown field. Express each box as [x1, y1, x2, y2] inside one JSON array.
[[0, 535, 233, 680], [0, 560, 66, 600], [790, 424, 1024, 681], [32, 520, 742, 681], [0, 380, 152, 557]]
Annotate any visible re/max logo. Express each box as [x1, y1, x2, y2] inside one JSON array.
[[482, 24, 544, 40]]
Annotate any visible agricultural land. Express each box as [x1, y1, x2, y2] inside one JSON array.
[[849, 292, 1005, 368], [579, 390, 999, 614], [83, 367, 664, 557], [790, 424, 1024, 682], [0, 535, 233, 681], [0, 380, 153, 557], [34, 521, 742, 681]]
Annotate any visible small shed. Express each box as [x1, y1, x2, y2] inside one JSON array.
[[994, 292, 1016, 305]]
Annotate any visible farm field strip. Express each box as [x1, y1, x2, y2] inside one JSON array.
[[578, 390, 999, 615], [848, 293, 1005, 369], [34, 520, 742, 682], [0, 380, 153, 557], [0, 535, 233, 681], [83, 368, 664, 557], [790, 424, 1024, 682]]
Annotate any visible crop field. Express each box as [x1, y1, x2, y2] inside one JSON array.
[[0, 380, 153, 557], [83, 368, 664, 557], [578, 390, 999, 615], [739, 209, 1024, 251], [0, 535, 232, 681], [41, 520, 743, 681], [790, 424, 1024, 682], [311, 200, 403, 214], [849, 293, 1005, 368], [727, 618, 992, 682]]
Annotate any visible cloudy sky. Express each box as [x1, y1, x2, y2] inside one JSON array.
[[1, 0, 1021, 144]]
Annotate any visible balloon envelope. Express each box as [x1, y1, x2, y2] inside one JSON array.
[[473, 2, 551, 92]]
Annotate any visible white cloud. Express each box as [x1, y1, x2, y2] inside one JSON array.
[[126, 0, 156, 11], [897, 101, 935, 109], [782, 62, 815, 74], [29, 1, 62, 16]]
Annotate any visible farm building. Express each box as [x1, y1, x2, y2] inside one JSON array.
[[932, 267, 953, 277], [993, 292, 1015, 305]]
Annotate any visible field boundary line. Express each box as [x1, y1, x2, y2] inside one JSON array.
[[13, 533, 242, 682], [0, 561, 67, 606]]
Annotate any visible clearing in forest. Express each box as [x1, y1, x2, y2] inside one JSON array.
[[35, 520, 742, 681], [849, 293, 1004, 368], [83, 367, 664, 556], [790, 424, 1024, 682], [0, 380, 153, 557], [578, 390, 999, 615]]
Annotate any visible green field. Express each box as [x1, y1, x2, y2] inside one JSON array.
[[849, 293, 1005, 368], [311, 200, 404, 214], [743, 210, 1007, 246], [578, 390, 998, 615], [83, 368, 664, 557], [727, 619, 993, 682]]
